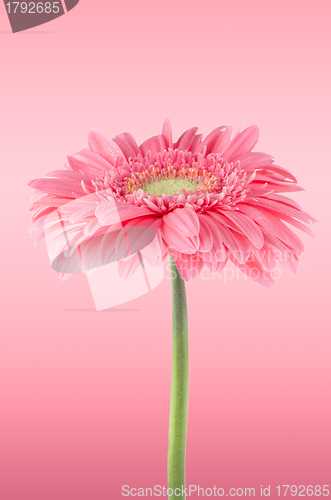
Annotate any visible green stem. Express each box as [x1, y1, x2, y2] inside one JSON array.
[[168, 256, 189, 500]]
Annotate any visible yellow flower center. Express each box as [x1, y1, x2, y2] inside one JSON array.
[[142, 178, 200, 196]]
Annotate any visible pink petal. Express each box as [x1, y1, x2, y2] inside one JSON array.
[[115, 225, 158, 260], [278, 251, 300, 276], [199, 126, 228, 155], [230, 232, 251, 263], [55, 271, 72, 281], [139, 227, 164, 260], [163, 207, 200, 237], [99, 229, 121, 265], [162, 118, 173, 149], [262, 232, 295, 259], [142, 255, 165, 268], [58, 193, 100, 222], [124, 215, 163, 230], [87, 129, 125, 165], [139, 135, 167, 157], [204, 259, 228, 273], [29, 213, 55, 233], [199, 214, 228, 262], [208, 212, 251, 263], [84, 217, 102, 237], [238, 203, 287, 238], [244, 163, 297, 182], [143, 198, 164, 214], [30, 206, 55, 223], [249, 244, 276, 272], [117, 254, 141, 281], [174, 127, 199, 151], [238, 204, 305, 252], [28, 178, 84, 198], [45, 170, 92, 183], [230, 254, 275, 288], [272, 212, 315, 238], [113, 132, 140, 160], [209, 126, 233, 156], [250, 177, 303, 193], [51, 245, 82, 275], [197, 215, 213, 252], [66, 148, 112, 176], [218, 210, 264, 249], [189, 134, 203, 153], [222, 125, 259, 161], [235, 152, 275, 169], [263, 193, 305, 212], [262, 234, 300, 276], [96, 202, 153, 226], [29, 197, 70, 208], [161, 223, 197, 254], [79, 237, 103, 272], [248, 197, 314, 224]]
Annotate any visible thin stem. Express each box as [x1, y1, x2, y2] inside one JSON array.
[[168, 256, 189, 500]]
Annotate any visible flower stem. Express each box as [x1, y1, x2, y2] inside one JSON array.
[[168, 256, 189, 500]]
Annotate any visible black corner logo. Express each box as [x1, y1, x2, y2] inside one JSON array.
[[3, 1, 79, 33]]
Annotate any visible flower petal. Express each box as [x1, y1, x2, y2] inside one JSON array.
[[238, 204, 305, 252], [161, 223, 197, 254], [230, 253, 275, 288], [113, 133, 140, 160], [28, 178, 84, 198], [96, 202, 153, 226], [247, 196, 314, 224], [199, 126, 227, 155], [162, 118, 173, 149], [115, 225, 157, 260], [245, 163, 297, 183], [117, 254, 141, 281], [66, 148, 112, 176], [189, 134, 203, 153], [209, 126, 233, 156], [99, 229, 122, 265], [87, 129, 125, 165], [217, 210, 264, 249], [163, 207, 200, 237], [235, 152, 275, 169], [204, 259, 228, 273], [140, 135, 167, 157], [197, 215, 213, 252], [199, 214, 228, 262], [174, 127, 199, 151], [222, 125, 259, 161], [207, 213, 251, 263], [79, 237, 104, 272]]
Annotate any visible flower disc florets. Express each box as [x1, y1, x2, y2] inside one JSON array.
[[93, 149, 250, 214]]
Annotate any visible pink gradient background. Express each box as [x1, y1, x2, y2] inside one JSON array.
[[0, 1, 330, 498]]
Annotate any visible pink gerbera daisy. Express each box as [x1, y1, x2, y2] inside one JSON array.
[[28, 119, 315, 286], [28, 119, 316, 497]]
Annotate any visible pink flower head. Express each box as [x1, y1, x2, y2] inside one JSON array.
[[28, 119, 316, 286]]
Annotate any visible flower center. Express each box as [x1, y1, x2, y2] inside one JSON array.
[[93, 149, 250, 211], [142, 177, 200, 195], [123, 161, 219, 197]]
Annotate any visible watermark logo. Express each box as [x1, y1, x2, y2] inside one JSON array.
[[43, 193, 165, 310], [3, 0, 79, 33]]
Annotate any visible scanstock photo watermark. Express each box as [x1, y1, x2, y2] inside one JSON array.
[[3, 0, 79, 32], [121, 484, 330, 497]]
